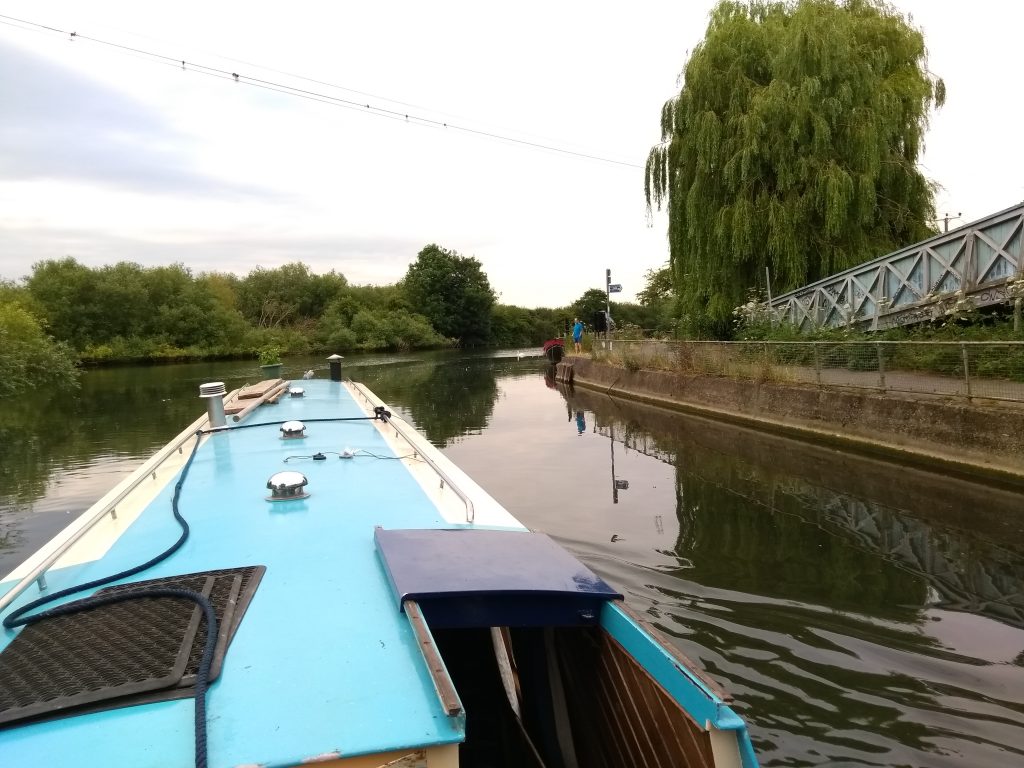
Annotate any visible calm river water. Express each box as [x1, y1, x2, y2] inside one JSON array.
[[2, 350, 1023, 767]]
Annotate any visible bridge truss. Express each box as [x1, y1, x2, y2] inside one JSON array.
[[771, 202, 1024, 330]]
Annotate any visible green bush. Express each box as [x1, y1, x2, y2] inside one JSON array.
[[257, 344, 282, 366], [0, 301, 79, 395], [347, 309, 449, 351]]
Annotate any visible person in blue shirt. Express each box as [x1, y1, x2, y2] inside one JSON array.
[[572, 318, 584, 354]]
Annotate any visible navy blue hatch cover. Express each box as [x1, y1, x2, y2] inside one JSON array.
[[374, 528, 622, 628]]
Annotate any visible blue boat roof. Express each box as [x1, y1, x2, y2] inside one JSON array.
[[0, 380, 503, 767]]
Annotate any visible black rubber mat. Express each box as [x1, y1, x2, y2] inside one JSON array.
[[0, 579, 210, 726], [0, 565, 264, 728], [98, 565, 265, 687]]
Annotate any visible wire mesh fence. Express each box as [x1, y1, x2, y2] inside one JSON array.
[[591, 339, 1024, 404]]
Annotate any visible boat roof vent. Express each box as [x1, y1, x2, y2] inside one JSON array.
[[267, 471, 309, 501], [280, 420, 306, 439], [289, 387, 305, 398], [199, 382, 226, 398]]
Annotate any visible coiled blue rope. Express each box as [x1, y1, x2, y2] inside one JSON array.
[[3, 431, 216, 768]]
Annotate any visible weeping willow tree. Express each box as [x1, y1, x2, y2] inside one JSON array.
[[646, 0, 945, 336]]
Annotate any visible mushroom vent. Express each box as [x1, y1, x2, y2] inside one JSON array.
[[267, 471, 309, 501], [289, 387, 305, 398], [280, 420, 306, 439], [199, 382, 226, 398]]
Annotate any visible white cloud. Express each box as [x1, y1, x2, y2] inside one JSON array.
[[0, 0, 1020, 307], [0, 39, 262, 198]]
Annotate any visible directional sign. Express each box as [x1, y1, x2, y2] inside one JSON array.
[[608, 283, 623, 293]]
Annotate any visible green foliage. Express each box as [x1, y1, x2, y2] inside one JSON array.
[[17, 251, 560, 366], [236, 263, 347, 327], [571, 289, 610, 325], [636, 264, 680, 336], [27, 259, 249, 353], [26, 257, 106, 348], [403, 244, 496, 346], [348, 309, 448, 351], [636, 264, 675, 306], [646, 0, 945, 337], [489, 304, 564, 347], [0, 300, 79, 396], [0, 279, 31, 310], [614, 323, 647, 340], [319, 324, 359, 352], [610, 302, 665, 333], [729, 299, 1024, 382], [257, 344, 283, 366], [316, 294, 447, 352]]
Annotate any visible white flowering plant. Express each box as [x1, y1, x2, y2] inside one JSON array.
[[732, 290, 790, 339]]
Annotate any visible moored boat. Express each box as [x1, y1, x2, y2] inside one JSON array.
[[542, 338, 564, 363], [0, 369, 758, 767]]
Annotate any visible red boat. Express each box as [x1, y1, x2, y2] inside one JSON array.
[[542, 338, 564, 363]]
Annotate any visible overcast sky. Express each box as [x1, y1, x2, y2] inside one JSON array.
[[0, 1, 1020, 308]]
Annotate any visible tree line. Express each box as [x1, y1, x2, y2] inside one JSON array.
[[0, 243, 670, 395]]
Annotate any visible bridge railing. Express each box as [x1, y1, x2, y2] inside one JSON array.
[[592, 339, 1024, 404], [768, 202, 1024, 331]]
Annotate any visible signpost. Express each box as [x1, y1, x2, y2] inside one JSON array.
[[605, 269, 623, 338]]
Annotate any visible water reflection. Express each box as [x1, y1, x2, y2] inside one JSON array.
[[564, 384, 1024, 767], [572, 386, 1024, 630], [350, 355, 500, 447]]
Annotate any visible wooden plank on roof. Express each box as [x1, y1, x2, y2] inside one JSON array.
[[238, 379, 284, 400], [224, 399, 247, 415]]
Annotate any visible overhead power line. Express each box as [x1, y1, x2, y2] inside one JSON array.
[[0, 13, 643, 169]]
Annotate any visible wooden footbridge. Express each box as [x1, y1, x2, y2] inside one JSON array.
[[771, 202, 1024, 330]]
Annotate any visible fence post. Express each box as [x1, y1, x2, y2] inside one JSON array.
[[876, 343, 886, 390], [961, 343, 972, 400], [813, 343, 822, 386]]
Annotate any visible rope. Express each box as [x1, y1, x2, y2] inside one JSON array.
[[1, 412, 393, 766], [18, 588, 218, 768], [2, 432, 216, 768], [204, 413, 388, 433]]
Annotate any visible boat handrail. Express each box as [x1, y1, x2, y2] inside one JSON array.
[[350, 382, 476, 524], [0, 391, 239, 618]]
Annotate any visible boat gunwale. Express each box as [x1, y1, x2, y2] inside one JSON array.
[[0, 388, 243, 608]]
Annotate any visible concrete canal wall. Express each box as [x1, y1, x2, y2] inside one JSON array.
[[556, 357, 1024, 488]]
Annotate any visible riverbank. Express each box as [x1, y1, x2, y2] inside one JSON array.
[[556, 356, 1024, 489]]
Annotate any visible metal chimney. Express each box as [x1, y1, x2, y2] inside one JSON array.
[[199, 381, 228, 428], [327, 354, 344, 382]]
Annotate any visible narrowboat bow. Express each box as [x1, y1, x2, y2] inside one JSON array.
[[0, 371, 758, 767]]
